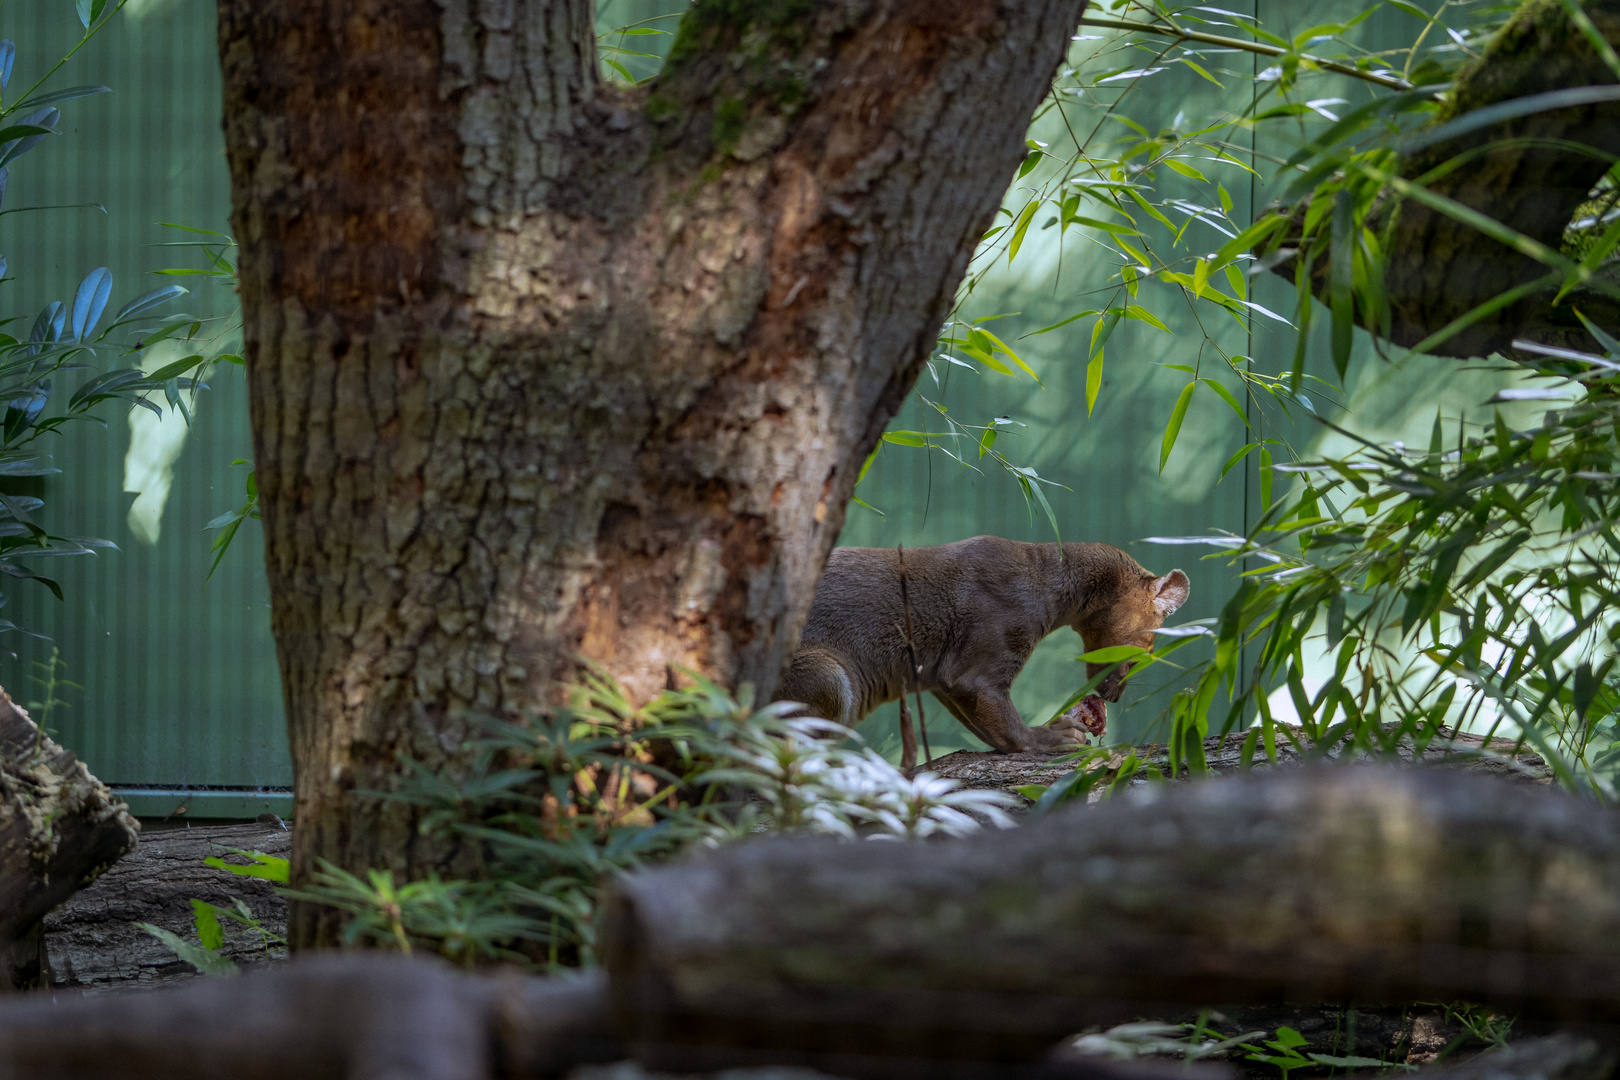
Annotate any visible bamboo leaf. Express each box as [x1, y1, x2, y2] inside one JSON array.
[[1214, 214, 1286, 268], [1160, 382, 1197, 473], [1027, 308, 1099, 336], [1008, 200, 1039, 263], [1199, 378, 1250, 428], [1192, 258, 1211, 299], [1123, 187, 1176, 231], [1162, 158, 1208, 181], [1122, 304, 1170, 331], [1259, 445, 1273, 509], [1179, 57, 1224, 87], [976, 329, 1041, 384], [1330, 190, 1355, 377], [1401, 84, 1620, 153]]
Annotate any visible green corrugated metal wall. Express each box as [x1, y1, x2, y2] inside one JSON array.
[[0, 0, 1547, 792], [1, 0, 284, 797]]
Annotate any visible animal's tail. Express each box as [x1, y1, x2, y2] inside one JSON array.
[[776, 646, 857, 727]]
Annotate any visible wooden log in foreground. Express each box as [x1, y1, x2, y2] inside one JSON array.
[[0, 685, 137, 990], [0, 951, 1194, 1080], [0, 952, 616, 1080], [602, 767, 1620, 1072], [3, 766, 1620, 1078]]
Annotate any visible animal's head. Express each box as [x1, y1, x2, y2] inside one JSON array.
[[1075, 567, 1190, 702]]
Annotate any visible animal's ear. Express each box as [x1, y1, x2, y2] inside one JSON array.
[[1150, 569, 1190, 617]]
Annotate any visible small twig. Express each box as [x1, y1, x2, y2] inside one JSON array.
[[1077, 16, 1417, 92], [896, 693, 917, 773], [896, 545, 933, 770]]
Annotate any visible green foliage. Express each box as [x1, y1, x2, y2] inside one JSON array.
[[276, 670, 1014, 969], [1139, 330, 1620, 796], [140, 847, 289, 975], [143, 223, 261, 582], [24, 644, 76, 752], [598, 19, 679, 86], [137, 921, 239, 977], [878, 0, 1620, 799], [202, 460, 258, 586], [1238, 1025, 1393, 1076], [137, 879, 287, 977], [1439, 1002, 1514, 1051], [0, 1, 205, 633], [205, 846, 289, 883]]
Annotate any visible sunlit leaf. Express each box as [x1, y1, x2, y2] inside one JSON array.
[[1159, 382, 1196, 473]]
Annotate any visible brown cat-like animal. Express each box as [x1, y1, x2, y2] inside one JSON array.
[[776, 536, 1190, 753]]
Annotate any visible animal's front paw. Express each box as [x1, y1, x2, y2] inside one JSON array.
[[1019, 725, 1084, 754], [1022, 696, 1107, 754], [1054, 695, 1108, 738]]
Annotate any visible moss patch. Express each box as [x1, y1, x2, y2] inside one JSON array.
[[712, 96, 747, 157], [645, 92, 682, 124], [646, 0, 832, 181], [668, 0, 820, 64]]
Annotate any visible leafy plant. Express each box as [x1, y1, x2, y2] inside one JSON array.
[[282, 669, 1016, 969], [202, 460, 257, 585], [1131, 325, 1620, 795], [0, 1, 207, 632], [23, 644, 76, 751], [137, 917, 239, 978], [140, 847, 288, 976], [1437, 1002, 1513, 1053], [894, 0, 1620, 803], [1241, 1025, 1392, 1077]]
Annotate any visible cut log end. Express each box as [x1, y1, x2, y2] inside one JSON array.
[[0, 683, 138, 990]]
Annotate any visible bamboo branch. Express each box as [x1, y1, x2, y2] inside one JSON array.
[[1077, 16, 1418, 92]]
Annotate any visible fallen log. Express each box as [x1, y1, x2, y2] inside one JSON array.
[[0, 684, 137, 991], [0, 767, 1616, 1078], [0, 952, 612, 1080], [0, 952, 1193, 1080], [1432, 1035, 1617, 1080], [45, 821, 290, 989], [924, 727, 1555, 803], [602, 767, 1620, 1072]]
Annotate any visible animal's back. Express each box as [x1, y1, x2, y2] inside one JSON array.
[[779, 536, 1181, 753], [794, 537, 1049, 717]]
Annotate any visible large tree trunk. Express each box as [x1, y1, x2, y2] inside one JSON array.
[[216, 0, 1088, 943]]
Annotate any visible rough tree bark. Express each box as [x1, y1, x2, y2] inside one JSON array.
[[0, 684, 137, 991], [216, 0, 1088, 943]]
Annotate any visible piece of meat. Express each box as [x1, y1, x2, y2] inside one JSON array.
[[1055, 695, 1108, 739]]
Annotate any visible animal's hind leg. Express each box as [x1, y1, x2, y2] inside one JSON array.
[[931, 689, 998, 749], [776, 647, 857, 726]]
